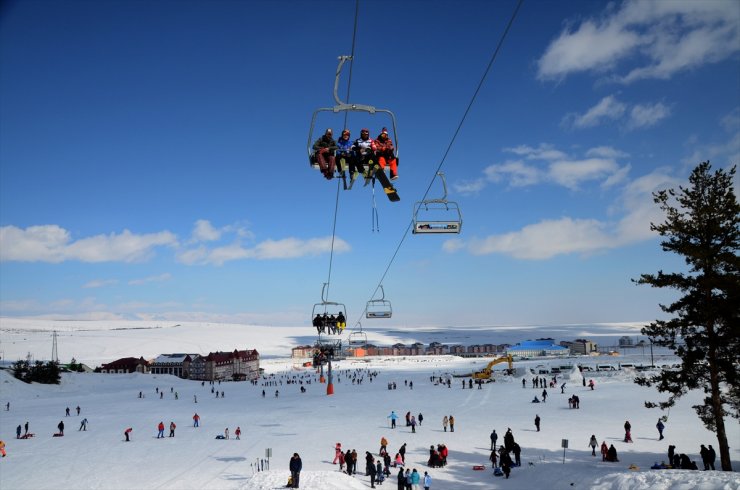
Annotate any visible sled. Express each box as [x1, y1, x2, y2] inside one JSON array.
[[628, 464, 639, 471], [20, 433, 35, 439], [472, 465, 485, 471], [493, 467, 504, 476], [53, 433, 64, 437]]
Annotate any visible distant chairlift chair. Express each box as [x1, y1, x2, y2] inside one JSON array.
[[412, 171, 462, 234], [366, 285, 392, 319]]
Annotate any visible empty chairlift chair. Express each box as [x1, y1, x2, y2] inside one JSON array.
[[366, 285, 392, 319], [412, 172, 462, 234]]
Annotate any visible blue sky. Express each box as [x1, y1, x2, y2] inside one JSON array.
[[1, 0, 738, 328]]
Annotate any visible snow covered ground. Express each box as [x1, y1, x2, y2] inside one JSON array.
[[0, 318, 738, 489]]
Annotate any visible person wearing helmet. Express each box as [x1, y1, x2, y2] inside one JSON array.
[[372, 127, 398, 180], [313, 128, 338, 180]]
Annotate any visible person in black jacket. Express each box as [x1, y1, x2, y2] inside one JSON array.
[[312, 129, 337, 180], [289, 453, 302, 488], [397, 467, 405, 490]]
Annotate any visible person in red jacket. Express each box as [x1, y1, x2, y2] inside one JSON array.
[[372, 127, 398, 180], [157, 421, 165, 438], [124, 427, 132, 442]]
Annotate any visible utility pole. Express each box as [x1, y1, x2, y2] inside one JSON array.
[[52, 330, 59, 363]]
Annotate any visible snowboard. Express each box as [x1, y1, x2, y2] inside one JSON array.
[[363, 162, 399, 202]]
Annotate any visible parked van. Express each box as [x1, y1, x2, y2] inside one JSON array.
[[597, 364, 617, 371], [620, 363, 635, 369]]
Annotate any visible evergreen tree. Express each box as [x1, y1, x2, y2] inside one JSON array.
[[634, 161, 739, 471]]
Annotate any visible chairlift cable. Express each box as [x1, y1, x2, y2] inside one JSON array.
[[324, 0, 361, 301], [352, 0, 525, 326]]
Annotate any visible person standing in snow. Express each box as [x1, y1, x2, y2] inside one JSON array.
[[512, 442, 521, 466], [623, 420, 632, 442], [422, 471, 432, 490], [157, 421, 165, 438], [397, 468, 405, 490], [16, 425, 21, 439], [600, 441, 608, 461], [417, 413, 423, 426], [534, 415, 541, 432], [235, 427, 241, 440], [193, 413, 200, 427], [542, 389, 548, 402], [442, 416, 448, 432], [169, 422, 176, 437], [500, 450, 512, 479], [448, 415, 455, 432], [707, 445, 716, 470], [79, 418, 88, 431], [65, 407, 70, 417], [289, 452, 302, 489], [410, 416, 417, 433], [489, 448, 498, 468], [367, 453, 377, 488], [490, 429, 498, 450], [399, 443, 407, 463], [57, 420, 64, 435], [656, 418, 665, 440], [589, 435, 598, 456], [333, 442, 343, 464], [388, 411, 398, 429], [124, 427, 132, 442]]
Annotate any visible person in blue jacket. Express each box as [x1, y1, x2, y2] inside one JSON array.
[[335, 129, 355, 187], [289, 453, 302, 488], [388, 411, 398, 429]]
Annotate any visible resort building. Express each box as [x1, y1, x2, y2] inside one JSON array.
[[506, 338, 569, 358]]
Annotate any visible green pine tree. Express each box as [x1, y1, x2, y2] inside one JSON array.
[[634, 161, 739, 471]]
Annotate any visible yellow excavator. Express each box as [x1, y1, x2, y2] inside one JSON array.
[[471, 354, 514, 379]]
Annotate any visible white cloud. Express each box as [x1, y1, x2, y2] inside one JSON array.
[[548, 158, 624, 190], [537, 0, 740, 83], [177, 237, 350, 266], [627, 102, 671, 129], [484, 161, 542, 187], [450, 168, 681, 260], [480, 145, 631, 190], [466, 217, 612, 259], [586, 146, 630, 159], [537, 19, 641, 80], [720, 107, 740, 133], [128, 273, 172, 286], [504, 144, 568, 161], [191, 219, 221, 242], [452, 178, 486, 195], [567, 95, 626, 128], [83, 279, 119, 289], [0, 225, 177, 263]]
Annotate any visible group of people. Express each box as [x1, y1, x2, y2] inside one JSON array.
[[660, 444, 716, 470], [312, 127, 398, 182], [312, 311, 346, 335], [489, 428, 520, 479], [427, 444, 448, 468]]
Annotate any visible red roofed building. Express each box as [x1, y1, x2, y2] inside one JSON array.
[[189, 349, 259, 381]]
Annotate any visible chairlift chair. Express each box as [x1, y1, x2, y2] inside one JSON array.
[[311, 283, 347, 337], [412, 172, 462, 234], [347, 323, 368, 350], [366, 285, 392, 319], [307, 55, 399, 170]]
